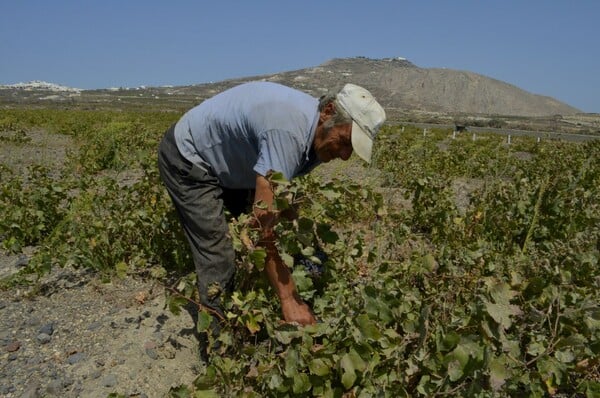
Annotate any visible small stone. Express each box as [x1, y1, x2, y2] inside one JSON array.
[[162, 345, 176, 359], [37, 333, 52, 344], [8, 353, 18, 361], [39, 323, 54, 335], [27, 356, 42, 365], [103, 374, 118, 388], [143, 341, 156, 350], [145, 348, 159, 360], [152, 331, 164, 342], [91, 370, 102, 379], [13, 254, 29, 267], [87, 321, 102, 331], [6, 340, 21, 352], [21, 383, 40, 398], [46, 379, 63, 395], [67, 352, 85, 365]]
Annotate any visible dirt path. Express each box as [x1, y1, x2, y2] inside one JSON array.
[[0, 129, 73, 175], [0, 263, 201, 397]]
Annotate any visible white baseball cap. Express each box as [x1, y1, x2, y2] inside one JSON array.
[[336, 83, 386, 163]]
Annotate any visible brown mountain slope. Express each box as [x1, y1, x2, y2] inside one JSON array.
[[176, 57, 579, 117]]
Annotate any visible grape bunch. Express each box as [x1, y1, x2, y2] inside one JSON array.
[[293, 249, 328, 279]]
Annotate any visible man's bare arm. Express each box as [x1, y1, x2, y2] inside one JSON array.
[[254, 174, 316, 325]]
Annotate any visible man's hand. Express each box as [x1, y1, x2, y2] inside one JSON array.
[[280, 295, 317, 325]]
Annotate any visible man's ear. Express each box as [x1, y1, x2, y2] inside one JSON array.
[[319, 102, 336, 122]]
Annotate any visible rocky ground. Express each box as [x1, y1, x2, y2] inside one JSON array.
[[0, 257, 202, 398]]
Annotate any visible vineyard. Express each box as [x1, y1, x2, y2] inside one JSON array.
[[1, 109, 599, 397]]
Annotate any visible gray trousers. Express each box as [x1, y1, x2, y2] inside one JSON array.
[[157, 125, 253, 315]]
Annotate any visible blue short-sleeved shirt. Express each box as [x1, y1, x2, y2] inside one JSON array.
[[174, 81, 321, 189]]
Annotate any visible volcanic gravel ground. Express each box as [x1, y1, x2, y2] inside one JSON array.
[[0, 262, 202, 398]]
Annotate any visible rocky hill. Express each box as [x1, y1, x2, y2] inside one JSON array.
[[203, 57, 580, 117], [0, 57, 581, 117]]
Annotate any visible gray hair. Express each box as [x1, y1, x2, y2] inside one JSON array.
[[318, 89, 353, 126]]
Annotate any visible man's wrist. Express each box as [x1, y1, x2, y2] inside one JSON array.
[[279, 291, 301, 303], [259, 228, 276, 242]]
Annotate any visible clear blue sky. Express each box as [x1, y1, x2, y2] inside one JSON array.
[[1, 1, 599, 113]]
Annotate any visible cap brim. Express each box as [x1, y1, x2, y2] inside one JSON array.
[[351, 121, 373, 163]]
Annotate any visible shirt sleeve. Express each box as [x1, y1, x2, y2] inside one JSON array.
[[253, 130, 304, 181]]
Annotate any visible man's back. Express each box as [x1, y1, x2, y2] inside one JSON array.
[[174, 81, 319, 188]]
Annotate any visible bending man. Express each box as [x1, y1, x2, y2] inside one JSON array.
[[157, 81, 385, 326]]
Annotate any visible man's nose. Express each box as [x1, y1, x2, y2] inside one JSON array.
[[339, 146, 353, 161]]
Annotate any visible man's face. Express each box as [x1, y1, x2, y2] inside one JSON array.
[[313, 121, 353, 163]]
